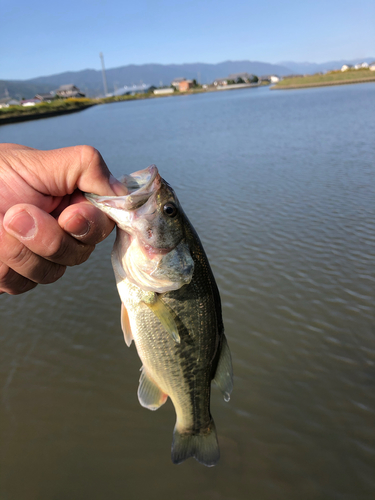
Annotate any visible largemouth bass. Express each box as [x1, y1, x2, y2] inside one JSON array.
[[86, 165, 233, 466]]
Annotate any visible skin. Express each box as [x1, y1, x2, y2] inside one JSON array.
[[0, 143, 127, 295]]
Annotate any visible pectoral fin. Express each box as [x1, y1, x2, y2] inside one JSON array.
[[142, 293, 180, 344], [213, 335, 233, 402], [121, 303, 133, 347], [138, 367, 168, 411]]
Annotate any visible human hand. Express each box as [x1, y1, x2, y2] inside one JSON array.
[[0, 143, 127, 295]]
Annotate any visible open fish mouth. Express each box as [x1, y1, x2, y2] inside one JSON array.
[[85, 164, 161, 212]]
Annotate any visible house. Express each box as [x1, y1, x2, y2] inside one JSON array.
[[35, 93, 55, 102], [0, 98, 20, 108], [55, 84, 86, 98], [227, 72, 257, 83], [109, 83, 155, 97], [369, 62, 375, 71], [179, 80, 193, 92], [354, 62, 369, 69], [269, 75, 280, 83], [341, 64, 353, 72], [153, 88, 174, 95], [21, 98, 41, 106], [213, 78, 228, 86], [171, 77, 186, 88]]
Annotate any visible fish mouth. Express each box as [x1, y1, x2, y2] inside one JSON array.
[[84, 165, 161, 216]]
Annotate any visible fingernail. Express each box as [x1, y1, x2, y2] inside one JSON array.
[[7, 211, 36, 238], [64, 213, 91, 237], [109, 174, 128, 195]]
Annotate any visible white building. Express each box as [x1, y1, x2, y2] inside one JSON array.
[[153, 88, 174, 95]]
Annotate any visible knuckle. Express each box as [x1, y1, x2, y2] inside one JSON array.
[[78, 244, 95, 264], [46, 238, 72, 263], [0, 261, 37, 295], [7, 244, 34, 269], [39, 263, 66, 284], [47, 237, 93, 266], [80, 145, 103, 169], [0, 261, 13, 283]]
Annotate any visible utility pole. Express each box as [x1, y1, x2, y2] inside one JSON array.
[[99, 52, 108, 96]]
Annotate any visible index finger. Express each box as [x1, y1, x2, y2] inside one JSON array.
[[1, 144, 127, 199]]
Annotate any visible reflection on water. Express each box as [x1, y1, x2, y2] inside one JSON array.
[[0, 84, 374, 500]]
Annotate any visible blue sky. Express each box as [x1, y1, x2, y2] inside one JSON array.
[[2, 0, 374, 80]]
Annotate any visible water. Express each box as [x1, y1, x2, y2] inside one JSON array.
[[1, 84, 374, 500]]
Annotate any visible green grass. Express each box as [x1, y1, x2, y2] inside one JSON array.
[[0, 97, 95, 119], [274, 69, 375, 88]]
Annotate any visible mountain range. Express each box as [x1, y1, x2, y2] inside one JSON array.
[[1, 58, 374, 100], [278, 57, 375, 75]]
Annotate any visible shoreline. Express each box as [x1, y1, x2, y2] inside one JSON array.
[[0, 84, 263, 125], [2, 76, 373, 124], [0, 104, 95, 125], [271, 76, 375, 90]]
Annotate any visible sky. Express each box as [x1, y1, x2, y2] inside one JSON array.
[[1, 0, 374, 80]]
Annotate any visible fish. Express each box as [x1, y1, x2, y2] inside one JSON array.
[[85, 165, 233, 466]]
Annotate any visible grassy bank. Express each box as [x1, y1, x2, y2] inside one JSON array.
[[272, 69, 375, 90], [0, 98, 96, 124]]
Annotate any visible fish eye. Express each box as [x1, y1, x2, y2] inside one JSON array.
[[163, 202, 178, 218]]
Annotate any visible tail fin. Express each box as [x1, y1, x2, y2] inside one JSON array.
[[171, 420, 220, 467]]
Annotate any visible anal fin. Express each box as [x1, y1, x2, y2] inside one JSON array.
[[121, 303, 133, 347], [213, 334, 233, 402], [138, 367, 168, 411]]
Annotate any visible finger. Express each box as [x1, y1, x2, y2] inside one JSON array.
[[3, 204, 94, 267], [0, 261, 38, 295], [58, 201, 115, 245], [0, 213, 66, 285], [4, 144, 128, 198]]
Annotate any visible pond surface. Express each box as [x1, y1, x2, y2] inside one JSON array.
[[0, 84, 374, 500]]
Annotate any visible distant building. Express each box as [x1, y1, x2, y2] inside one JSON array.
[[369, 62, 375, 71], [0, 98, 20, 108], [341, 64, 353, 72], [179, 80, 193, 92], [171, 77, 186, 88], [21, 99, 41, 106], [108, 83, 155, 97], [354, 62, 369, 69], [35, 93, 55, 102], [55, 84, 86, 98], [213, 78, 228, 86], [153, 88, 174, 95], [227, 72, 257, 83], [269, 75, 280, 83], [214, 73, 258, 86]]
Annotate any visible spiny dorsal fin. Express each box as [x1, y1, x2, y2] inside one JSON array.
[[138, 367, 168, 411]]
